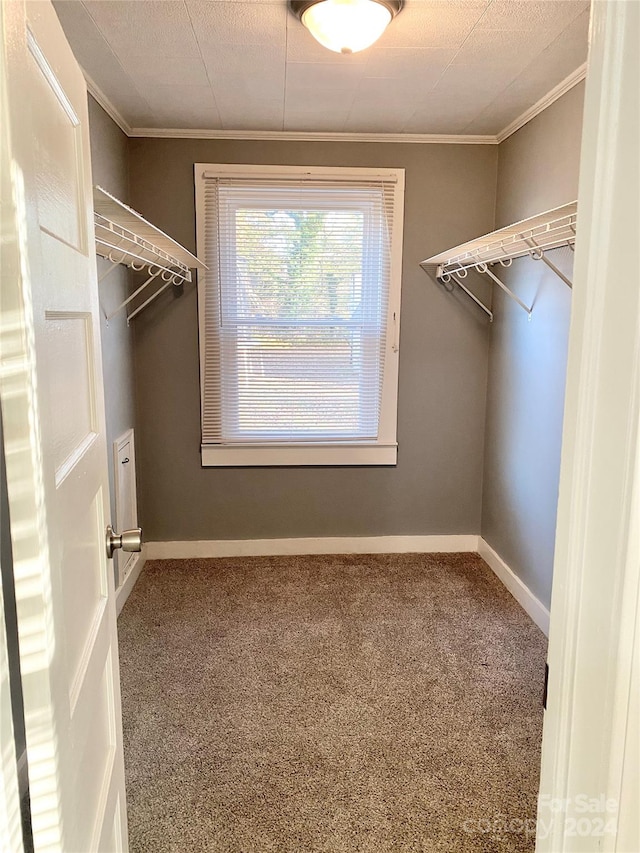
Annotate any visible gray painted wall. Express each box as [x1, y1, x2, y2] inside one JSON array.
[[128, 139, 498, 541], [482, 83, 585, 609], [87, 96, 136, 580]]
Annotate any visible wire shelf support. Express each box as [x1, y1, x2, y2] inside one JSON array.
[[93, 186, 207, 322], [420, 201, 576, 319]]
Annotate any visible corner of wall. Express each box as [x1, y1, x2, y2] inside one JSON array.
[[480, 81, 585, 611]]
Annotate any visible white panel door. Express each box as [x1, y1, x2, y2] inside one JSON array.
[[1, 1, 128, 851]]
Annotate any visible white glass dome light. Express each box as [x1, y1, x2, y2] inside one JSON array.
[[292, 0, 402, 55]]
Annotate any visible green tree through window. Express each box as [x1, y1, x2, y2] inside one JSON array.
[[235, 208, 364, 322]]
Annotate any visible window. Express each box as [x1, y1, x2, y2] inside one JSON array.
[[195, 164, 405, 466]]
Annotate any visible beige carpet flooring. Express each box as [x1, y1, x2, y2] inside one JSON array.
[[118, 553, 547, 852]]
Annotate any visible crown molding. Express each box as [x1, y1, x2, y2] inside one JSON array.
[[127, 127, 498, 144], [83, 69, 132, 136], [496, 62, 588, 144], [81, 63, 586, 147]]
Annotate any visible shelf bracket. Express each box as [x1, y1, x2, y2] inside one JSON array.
[[127, 281, 172, 325], [98, 259, 123, 284], [524, 237, 573, 288], [126, 271, 185, 326], [437, 267, 493, 322], [475, 263, 532, 319], [106, 268, 163, 322]]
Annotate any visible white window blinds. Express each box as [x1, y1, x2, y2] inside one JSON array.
[[196, 165, 404, 466]]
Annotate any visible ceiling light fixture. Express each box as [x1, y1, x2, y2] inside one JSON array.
[[291, 0, 402, 55]]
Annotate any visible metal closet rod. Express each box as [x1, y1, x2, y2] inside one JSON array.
[[95, 232, 190, 279], [441, 231, 576, 274], [431, 208, 577, 271]]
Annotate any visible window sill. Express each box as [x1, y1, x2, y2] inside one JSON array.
[[201, 443, 398, 467]]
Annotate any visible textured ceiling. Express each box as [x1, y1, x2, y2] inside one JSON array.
[[53, 0, 590, 135]]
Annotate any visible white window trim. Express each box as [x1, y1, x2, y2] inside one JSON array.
[[194, 163, 405, 467]]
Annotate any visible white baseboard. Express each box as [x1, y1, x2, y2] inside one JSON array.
[[477, 538, 550, 636], [141, 535, 549, 635], [144, 534, 480, 560], [115, 548, 146, 616]]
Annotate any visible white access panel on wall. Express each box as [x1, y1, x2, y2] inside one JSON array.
[[114, 429, 138, 585]]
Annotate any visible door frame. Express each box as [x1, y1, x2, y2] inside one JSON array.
[[536, 0, 640, 850]]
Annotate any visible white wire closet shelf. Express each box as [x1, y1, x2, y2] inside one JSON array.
[[420, 201, 577, 321], [94, 186, 207, 323]]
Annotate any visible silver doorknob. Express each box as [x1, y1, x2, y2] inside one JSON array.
[[105, 524, 142, 559]]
